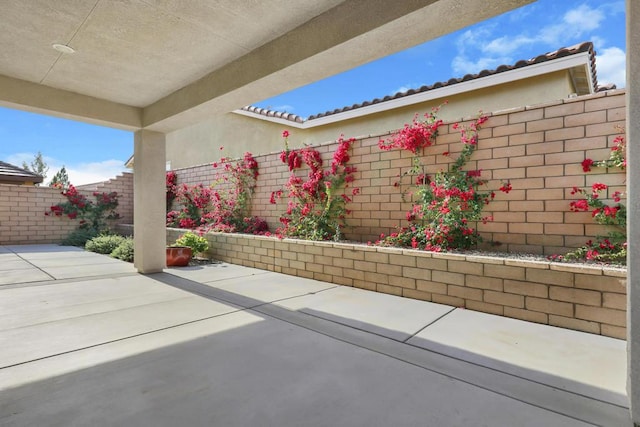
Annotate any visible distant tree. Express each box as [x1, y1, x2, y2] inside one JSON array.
[[22, 151, 49, 184], [50, 166, 70, 189]]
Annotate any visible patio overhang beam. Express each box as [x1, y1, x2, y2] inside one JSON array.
[[142, 0, 536, 133], [0, 75, 142, 131]]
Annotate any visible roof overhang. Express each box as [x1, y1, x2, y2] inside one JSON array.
[[0, 0, 535, 133], [233, 50, 595, 129]]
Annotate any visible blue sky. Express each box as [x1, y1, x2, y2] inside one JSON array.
[[0, 0, 626, 185]]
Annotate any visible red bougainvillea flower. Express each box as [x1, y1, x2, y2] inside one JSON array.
[[591, 182, 608, 192], [586, 249, 599, 260], [603, 206, 620, 218], [581, 158, 594, 172], [499, 182, 512, 193], [569, 199, 590, 212], [378, 112, 444, 154], [570, 186, 582, 195], [613, 191, 622, 203], [287, 151, 302, 170]]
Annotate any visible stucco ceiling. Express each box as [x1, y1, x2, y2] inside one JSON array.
[[0, 0, 535, 132], [0, 0, 347, 107]]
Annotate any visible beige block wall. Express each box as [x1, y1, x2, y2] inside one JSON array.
[[167, 229, 627, 339], [166, 71, 576, 168], [0, 173, 133, 245], [170, 90, 626, 256], [76, 172, 134, 224], [0, 184, 79, 244]]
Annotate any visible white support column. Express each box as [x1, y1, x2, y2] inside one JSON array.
[[628, 1, 640, 425], [133, 130, 166, 273]]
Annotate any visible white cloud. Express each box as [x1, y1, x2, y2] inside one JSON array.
[[452, 27, 513, 75], [65, 160, 127, 186], [451, 3, 609, 76], [6, 152, 36, 167], [483, 35, 534, 56], [538, 4, 605, 45], [6, 152, 57, 178], [452, 54, 512, 76], [596, 46, 626, 88], [5, 152, 126, 186], [603, 0, 625, 15], [270, 104, 295, 112], [591, 35, 606, 51], [391, 83, 426, 95], [563, 4, 604, 31]]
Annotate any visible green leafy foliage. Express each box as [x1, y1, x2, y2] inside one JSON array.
[[166, 152, 268, 234], [85, 234, 128, 254], [271, 132, 358, 241], [376, 109, 507, 252], [110, 237, 134, 262], [174, 232, 209, 255], [22, 151, 49, 184], [50, 166, 70, 189], [61, 228, 100, 247], [46, 185, 120, 245], [558, 132, 627, 264]]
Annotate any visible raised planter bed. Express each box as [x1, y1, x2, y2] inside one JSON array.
[[167, 228, 627, 339]]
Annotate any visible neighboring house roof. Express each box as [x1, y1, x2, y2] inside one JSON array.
[[124, 154, 134, 169], [0, 161, 44, 185], [237, 41, 608, 128]]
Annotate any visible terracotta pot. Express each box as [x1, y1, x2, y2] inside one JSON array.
[[166, 246, 192, 267]]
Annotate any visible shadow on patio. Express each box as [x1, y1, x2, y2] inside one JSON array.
[[0, 245, 630, 426]]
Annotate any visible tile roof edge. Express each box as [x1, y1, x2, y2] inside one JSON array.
[[240, 41, 598, 125]]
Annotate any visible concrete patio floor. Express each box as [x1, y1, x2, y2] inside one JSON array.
[[0, 244, 630, 426]]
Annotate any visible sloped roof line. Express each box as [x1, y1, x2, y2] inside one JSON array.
[[240, 41, 602, 124], [0, 161, 44, 183]]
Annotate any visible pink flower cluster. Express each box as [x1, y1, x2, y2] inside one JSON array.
[[376, 110, 499, 252], [378, 109, 444, 154], [166, 152, 268, 235], [271, 133, 358, 240], [45, 185, 120, 229], [560, 131, 627, 263]]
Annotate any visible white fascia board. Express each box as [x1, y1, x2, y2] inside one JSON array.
[[232, 52, 591, 129]]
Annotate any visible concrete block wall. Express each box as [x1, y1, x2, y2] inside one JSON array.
[[167, 228, 627, 339], [171, 90, 626, 255], [76, 172, 134, 224], [1, 173, 133, 245], [0, 184, 79, 244]]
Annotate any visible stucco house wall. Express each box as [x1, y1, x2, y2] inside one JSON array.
[[166, 70, 578, 169]]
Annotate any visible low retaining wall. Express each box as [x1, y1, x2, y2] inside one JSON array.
[[167, 228, 627, 340]]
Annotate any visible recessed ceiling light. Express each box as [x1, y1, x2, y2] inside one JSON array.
[[52, 44, 75, 54]]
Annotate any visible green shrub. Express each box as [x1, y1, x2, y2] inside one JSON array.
[[110, 237, 134, 262], [85, 234, 127, 254], [61, 228, 100, 247], [174, 232, 209, 254]]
